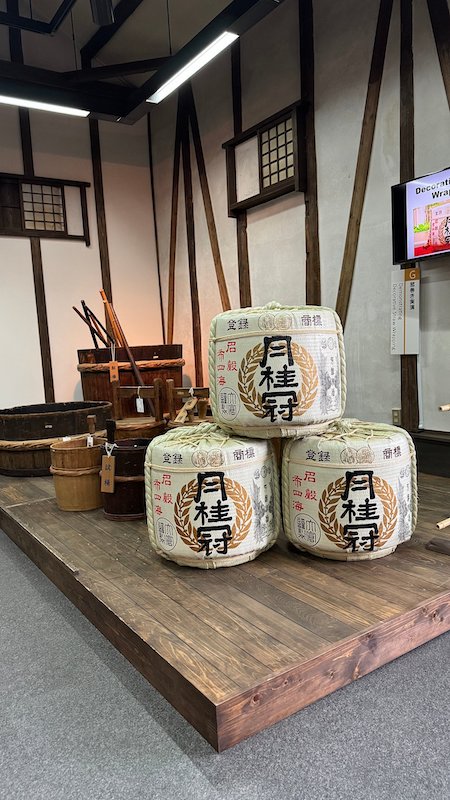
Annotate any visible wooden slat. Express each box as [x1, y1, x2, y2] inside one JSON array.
[[147, 113, 166, 343], [80, 511, 299, 670], [185, 83, 231, 312], [216, 590, 450, 750], [427, 0, 450, 109], [89, 119, 113, 307], [400, 0, 419, 432], [180, 92, 203, 386], [167, 99, 182, 344], [231, 40, 252, 308], [299, 0, 321, 305], [2, 473, 450, 751], [335, 0, 394, 328], [80, 0, 145, 64], [8, 1, 55, 403]]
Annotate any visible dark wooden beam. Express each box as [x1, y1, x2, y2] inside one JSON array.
[[400, 0, 419, 432], [147, 113, 166, 344], [426, 0, 450, 109], [231, 40, 251, 308], [185, 83, 231, 312], [167, 101, 183, 345], [80, 0, 145, 64], [8, 0, 55, 403], [0, 0, 78, 34], [64, 58, 170, 84], [89, 119, 113, 304], [180, 91, 203, 386], [299, 0, 320, 305], [335, 0, 394, 328]]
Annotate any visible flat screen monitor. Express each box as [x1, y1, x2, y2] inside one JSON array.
[[391, 166, 450, 264]]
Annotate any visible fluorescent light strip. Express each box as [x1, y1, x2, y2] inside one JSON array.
[[0, 94, 89, 117], [147, 31, 239, 104]]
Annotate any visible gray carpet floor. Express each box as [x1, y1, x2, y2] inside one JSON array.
[[0, 529, 449, 800]]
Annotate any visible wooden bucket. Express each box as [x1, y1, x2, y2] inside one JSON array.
[[50, 436, 104, 512], [77, 345, 184, 416], [0, 401, 112, 477], [101, 438, 151, 521]]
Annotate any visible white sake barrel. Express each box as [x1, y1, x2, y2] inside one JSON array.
[[282, 419, 417, 561], [209, 302, 346, 438], [145, 423, 280, 568]]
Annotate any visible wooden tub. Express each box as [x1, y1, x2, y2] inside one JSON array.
[[0, 401, 112, 477]]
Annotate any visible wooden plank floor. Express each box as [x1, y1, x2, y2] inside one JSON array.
[[1, 473, 449, 751]]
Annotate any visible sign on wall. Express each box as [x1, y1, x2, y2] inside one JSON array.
[[391, 267, 420, 355]]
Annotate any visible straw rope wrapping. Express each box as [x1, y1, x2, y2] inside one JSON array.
[[282, 420, 418, 551], [145, 422, 281, 568], [174, 477, 252, 552], [318, 475, 398, 550], [209, 302, 346, 431]]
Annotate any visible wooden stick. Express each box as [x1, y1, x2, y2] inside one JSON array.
[[436, 517, 450, 530], [86, 310, 109, 347], [102, 293, 155, 417], [84, 305, 115, 344], [73, 306, 104, 346], [100, 290, 123, 346], [81, 300, 99, 348], [439, 404, 450, 412]]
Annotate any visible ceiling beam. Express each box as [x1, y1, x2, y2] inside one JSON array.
[[0, 59, 132, 119], [0, 0, 79, 34], [80, 0, 145, 66], [64, 57, 170, 83], [123, 0, 285, 122]]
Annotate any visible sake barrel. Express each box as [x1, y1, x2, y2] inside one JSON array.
[[282, 419, 418, 561], [209, 302, 346, 438], [145, 423, 280, 568]]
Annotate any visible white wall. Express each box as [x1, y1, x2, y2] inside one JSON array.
[[414, 0, 450, 431], [0, 110, 163, 407], [150, 0, 449, 430]]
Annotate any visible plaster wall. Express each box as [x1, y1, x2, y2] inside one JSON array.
[[151, 0, 449, 429]]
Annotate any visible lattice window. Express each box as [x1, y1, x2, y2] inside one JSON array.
[[260, 117, 295, 189], [22, 183, 66, 232], [0, 173, 90, 245], [223, 102, 305, 216]]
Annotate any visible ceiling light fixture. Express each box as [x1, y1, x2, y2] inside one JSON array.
[[0, 94, 89, 117], [146, 31, 238, 104]]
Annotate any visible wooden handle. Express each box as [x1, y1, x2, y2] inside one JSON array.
[[436, 517, 450, 530], [106, 419, 116, 444], [439, 404, 450, 412], [87, 415, 96, 435]]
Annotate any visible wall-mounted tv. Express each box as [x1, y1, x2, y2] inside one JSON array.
[[392, 166, 450, 264]]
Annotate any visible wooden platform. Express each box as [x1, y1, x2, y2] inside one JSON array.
[[1, 473, 449, 751]]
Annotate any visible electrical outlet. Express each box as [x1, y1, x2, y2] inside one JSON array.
[[392, 408, 401, 426]]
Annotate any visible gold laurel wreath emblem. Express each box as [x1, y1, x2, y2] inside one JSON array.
[[317, 476, 398, 550], [237, 342, 319, 419], [174, 477, 252, 553]]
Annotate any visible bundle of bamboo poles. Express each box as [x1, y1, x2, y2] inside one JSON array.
[[73, 292, 155, 416]]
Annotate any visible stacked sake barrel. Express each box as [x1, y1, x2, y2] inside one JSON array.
[[146, 302, 417, 567], [145, 423, 280, 568]]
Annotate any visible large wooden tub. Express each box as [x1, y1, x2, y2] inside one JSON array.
[[0, 401, 112, 477]]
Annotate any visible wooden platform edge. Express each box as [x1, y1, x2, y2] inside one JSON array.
[[215, 590, 450, 750], [0, 509, 220, 751]]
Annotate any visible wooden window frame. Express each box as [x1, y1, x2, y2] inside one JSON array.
[[223, 101, 306, 217], [0, 172, 91, 245]]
